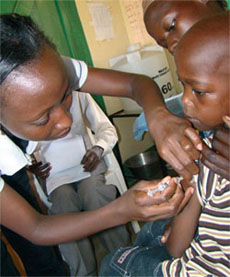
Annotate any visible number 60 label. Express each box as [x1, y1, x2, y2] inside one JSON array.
[[161, 82, 173, 94]]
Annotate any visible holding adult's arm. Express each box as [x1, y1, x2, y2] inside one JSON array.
[[81, 66, 202, 181], [201, 116, 230, 181], [0, 177, 192, 246]]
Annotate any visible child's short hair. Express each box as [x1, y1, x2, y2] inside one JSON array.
[[176, 11, 229, 76], [0, 13, 56, 85], [217, 0, 228, 10]]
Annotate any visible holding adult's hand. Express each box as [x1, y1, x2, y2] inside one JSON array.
[[201, 115, 230, 181]]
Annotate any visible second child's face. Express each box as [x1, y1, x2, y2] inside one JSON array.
[[175, 49, 229, 131], [0, 46, 73, 141], [144, 0, 214, 54]]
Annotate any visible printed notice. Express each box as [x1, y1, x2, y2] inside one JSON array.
[[87, 3, 115, 41]]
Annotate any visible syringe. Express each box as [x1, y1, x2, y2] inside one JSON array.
[[147, 176, 183, 197]]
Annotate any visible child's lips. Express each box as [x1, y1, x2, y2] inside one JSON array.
[[187, 117, 202, 129]]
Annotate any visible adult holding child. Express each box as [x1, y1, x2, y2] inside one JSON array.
[[100, 11, 230, 277], [142, 0, 230, 181]]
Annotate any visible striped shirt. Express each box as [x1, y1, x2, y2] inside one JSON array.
[[162, 138, 230, 276]]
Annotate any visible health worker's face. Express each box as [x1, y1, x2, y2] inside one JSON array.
[[0, 47, 73, 141], [175, 47, 229, 131], [144, 0, 214, 54]]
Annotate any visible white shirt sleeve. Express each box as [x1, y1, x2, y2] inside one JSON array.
[[0, 177, 4, 192], [79, 93, 118, 155], [61, 56, 88, 90], [0, 133, 31, 176]]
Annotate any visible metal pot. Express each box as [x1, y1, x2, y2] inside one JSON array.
[[124, 150, 162, 180]]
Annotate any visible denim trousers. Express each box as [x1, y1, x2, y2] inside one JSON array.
[[100, 219, 171, 277]]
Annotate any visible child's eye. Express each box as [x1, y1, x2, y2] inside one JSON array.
[[192, 89, 205, 95], [168, 19, 175, 32]]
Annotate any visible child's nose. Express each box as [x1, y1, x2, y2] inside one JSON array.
[[167, 38, 178, 55], [181, 89, 193, 110]]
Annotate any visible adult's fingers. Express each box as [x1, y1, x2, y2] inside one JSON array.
[[213, 128, 230, 159], [177, 186, 194, 213], [162, 148, 198, 181], [201, 141, 230, 180], [133, 178, 177, 206], [135, 182, 185, 221], [184, 127, 203, 151], [201, 145, 230, 180]]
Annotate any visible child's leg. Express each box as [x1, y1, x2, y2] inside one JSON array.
[[78, 160, 130, 251], [49, 183, 97, 276], [99, 219, 171, 276], [100, 243, 170, 277], [134, 219, 169, 247]]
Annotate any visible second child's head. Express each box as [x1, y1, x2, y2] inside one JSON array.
[[175, 12, 229, 131], [143, 0, 227, 54]]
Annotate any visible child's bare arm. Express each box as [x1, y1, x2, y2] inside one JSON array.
[[166, 185, 201, 258]]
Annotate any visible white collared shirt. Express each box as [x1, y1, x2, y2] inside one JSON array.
[[0, 58, 87, 183]]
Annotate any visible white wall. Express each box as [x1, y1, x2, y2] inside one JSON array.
[[75, 0, 181, 162]]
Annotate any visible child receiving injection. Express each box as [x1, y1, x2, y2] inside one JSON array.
[[100, 11, 230, 277]]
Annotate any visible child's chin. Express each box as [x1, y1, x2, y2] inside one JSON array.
[[192, 122, 212, 132]]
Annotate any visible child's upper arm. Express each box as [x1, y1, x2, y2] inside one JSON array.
[[166, 189, 201, 258]]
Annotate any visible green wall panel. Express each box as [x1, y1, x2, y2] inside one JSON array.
[[0, 0, 106, 113]]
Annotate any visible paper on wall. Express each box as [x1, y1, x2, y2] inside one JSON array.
[[88, 3, 115, 41]]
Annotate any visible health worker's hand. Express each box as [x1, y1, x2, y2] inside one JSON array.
[[28, 161, 51, 180], [161, 220, 172, 244], [147, 109, 202, 181], [81, 146, 104, 172], [201, 116, 230, 181], [116, 176, 194, 223]]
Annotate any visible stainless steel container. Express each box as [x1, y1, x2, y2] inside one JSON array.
[[124, 150, 162, 180]]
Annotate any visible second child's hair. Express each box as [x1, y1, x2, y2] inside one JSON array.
[[217, 0, 228, 10], [0, 13, 56, 85]]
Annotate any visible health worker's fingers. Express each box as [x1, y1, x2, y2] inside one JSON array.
[[184, 127, 203, 151], [223, 115, 230, 128], [177, 186, 194, 214], [134, 177, 177, 206], [161, 221, 172, 243], [213, 128, 230, 159], [138, 188, 184, 222], [201, 144, 230, 181], [135, 180, 185, 220], [162, 149, 197, 181]]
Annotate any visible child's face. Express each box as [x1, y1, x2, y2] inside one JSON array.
[[144, 0, 214, 54], [175, 42, 229, 131], [0, 46, 73, 141]]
